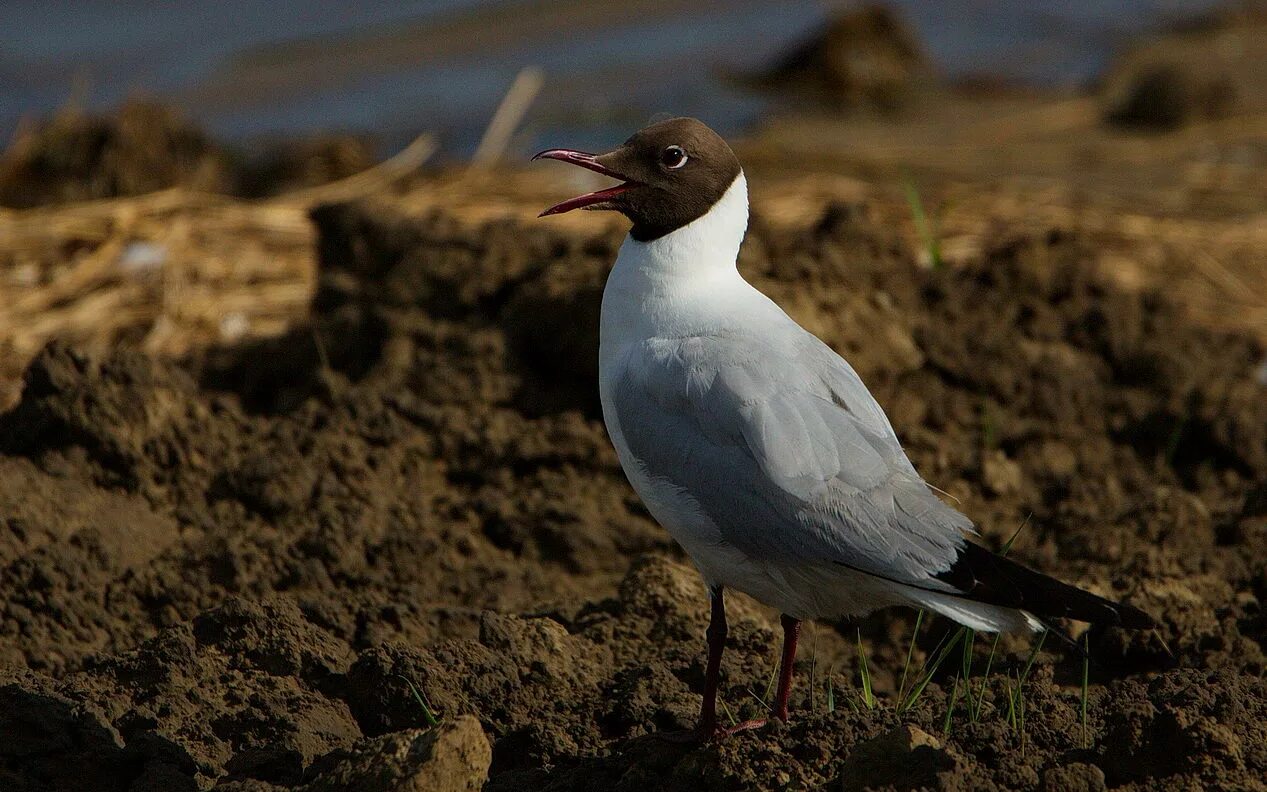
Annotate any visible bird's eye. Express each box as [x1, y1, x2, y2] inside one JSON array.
[[660, 145, 688, 169]]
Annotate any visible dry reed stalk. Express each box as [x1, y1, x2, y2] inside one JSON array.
[[470, 67, 544, 170]]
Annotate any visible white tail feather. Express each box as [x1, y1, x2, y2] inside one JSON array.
[[906, 588, 1044, 634]]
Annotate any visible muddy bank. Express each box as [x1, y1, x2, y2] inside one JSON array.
[[754, 4, 934, 111], [1101, 5, 1267, 129], [0, 100, 375, 208], [1, 193, 1265, 789]]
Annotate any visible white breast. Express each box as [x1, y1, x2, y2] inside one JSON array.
[[597, 173, 768, 583], [596, 171, 752, 467]]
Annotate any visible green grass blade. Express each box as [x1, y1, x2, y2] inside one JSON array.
[[720, 697, 738, 727], [959, 628, 976, 716], [761, 660, 777, 706], [395, 675, 440, 727], [992, 630, 1051, 741], [1000, 513, 1032, 557], [981, 404, 999, 450], [897, 610, 925, 704], [809, 623, 818, 713], [856, 629, 876, 710], [1001, 630, 1047, 740], [1018, 679, 1027, 754], [1018, 630, 1047, 686], [1081, 633, 1091, 749], [1004, 671, 1018, 730], [745, 686, 768, 710], [972, 632, 1001, 722], [902, 174, 943, 270], [942, 673, 961, 737], [899, 626, 966, 713]]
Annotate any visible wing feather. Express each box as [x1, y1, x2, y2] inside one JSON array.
[[613, 329, 972, 589]]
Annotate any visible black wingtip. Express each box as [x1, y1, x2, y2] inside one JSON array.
[[1033, 616, 1084, 656], [1109, 600, 1157, 631], [936, 541, 1156, 630]]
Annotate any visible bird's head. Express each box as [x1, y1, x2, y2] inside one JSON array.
[[533, 117, 741, 241]]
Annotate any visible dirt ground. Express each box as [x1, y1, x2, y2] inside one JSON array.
[[2, 169, 1266, 790], [4, 7, 1267, 790]]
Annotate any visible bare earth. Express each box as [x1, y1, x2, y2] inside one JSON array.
[[3, 43, 1267, 790]]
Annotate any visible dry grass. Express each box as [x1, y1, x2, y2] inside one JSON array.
[[0, 190, 314, 408], [0, 135, 434, 409]]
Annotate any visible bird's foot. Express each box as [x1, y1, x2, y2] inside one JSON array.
[[656, 718, 768, 743], [718, 718, 768, 737]]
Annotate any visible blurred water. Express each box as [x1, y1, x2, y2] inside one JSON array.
[[0, 0, 1218, 156]]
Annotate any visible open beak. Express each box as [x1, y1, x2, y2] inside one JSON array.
[[532, 148, 636, 217]]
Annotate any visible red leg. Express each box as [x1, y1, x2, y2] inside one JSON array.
[[771, 614, 801, 721], [696, 586, 727, 735], [709, 613, 801, 734], [700, 588, 766, 738], [657, 586, 737, 743], [663, 597, 800, 742]]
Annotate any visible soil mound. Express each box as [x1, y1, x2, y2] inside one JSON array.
[[0, 101, 376, 208], [756, 5, 933, 110], [0, 101, 231, 208], [1101, 7, 1267, 129]]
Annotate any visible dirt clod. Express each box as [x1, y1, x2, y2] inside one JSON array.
[[840, 725, 960, 791], [302, 716, 491, 792]]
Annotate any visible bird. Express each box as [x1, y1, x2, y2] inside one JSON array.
[[533, 117, 1154, 740]]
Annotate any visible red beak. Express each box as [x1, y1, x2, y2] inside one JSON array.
[[532, 148, 636, 216]]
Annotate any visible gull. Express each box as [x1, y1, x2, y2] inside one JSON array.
[[534, 117, 1154, 740]]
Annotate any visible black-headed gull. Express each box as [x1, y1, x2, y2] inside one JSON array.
[[534, 117, 1153, 740]]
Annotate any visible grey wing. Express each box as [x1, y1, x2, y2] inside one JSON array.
[[613, 330, 972, 590]]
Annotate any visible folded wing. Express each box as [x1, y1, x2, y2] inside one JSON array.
[[612, 328, 972, 591]]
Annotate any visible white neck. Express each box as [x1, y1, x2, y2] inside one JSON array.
[[620, 171, 749, 280], [600, 172, 756, 353]]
